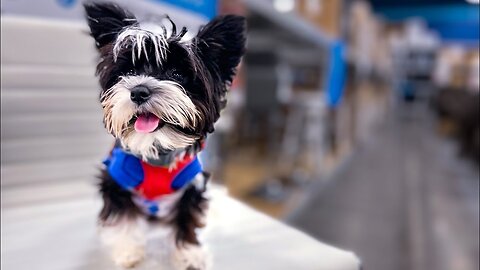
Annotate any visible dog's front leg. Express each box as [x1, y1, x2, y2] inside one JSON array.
[[170, 180, 210, 270], [98, 171, 146, 268], [100, 216, 147, 268]]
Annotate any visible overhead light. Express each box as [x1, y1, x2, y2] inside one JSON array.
[[273, 0, 295, 12], [466, 0, 479, 4]]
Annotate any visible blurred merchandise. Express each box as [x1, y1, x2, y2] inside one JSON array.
[[431, 46, 480, 163], [389, 19, 439, 101]]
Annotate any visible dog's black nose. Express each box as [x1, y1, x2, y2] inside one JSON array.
[[130, 86, 151, 104]]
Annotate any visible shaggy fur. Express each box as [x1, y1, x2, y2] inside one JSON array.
[[84, 2, 245, 269]]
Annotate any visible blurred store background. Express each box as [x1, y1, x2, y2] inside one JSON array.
[[1, 0, 479, 270]]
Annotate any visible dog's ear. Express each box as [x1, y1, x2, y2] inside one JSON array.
[[84, 2, 137, 49], [195, 15, 246, 83]]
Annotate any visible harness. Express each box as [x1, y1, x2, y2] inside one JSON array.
[[103, 147, 203, 216]]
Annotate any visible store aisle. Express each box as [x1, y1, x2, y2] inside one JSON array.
[[290, 101, 479, 270]]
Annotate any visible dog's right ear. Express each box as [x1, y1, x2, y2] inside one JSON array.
[[84, 2, 137, 49]]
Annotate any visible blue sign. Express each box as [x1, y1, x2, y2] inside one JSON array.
[[325, 41, 346, 108], [150, 0, 217, 19], [377, 4, 480, 44]]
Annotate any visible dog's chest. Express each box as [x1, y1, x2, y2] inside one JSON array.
[[103, 147, 202, 216]]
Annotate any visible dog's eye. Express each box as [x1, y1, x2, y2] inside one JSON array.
[[168, 69, 186, 83], [172, 72, 182, 80]]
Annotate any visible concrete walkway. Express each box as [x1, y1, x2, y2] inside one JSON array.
[[290, 102, 479, 270]]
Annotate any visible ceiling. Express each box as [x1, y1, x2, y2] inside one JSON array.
[[369, 0, 468, 8], [367, 0, 480, 44]]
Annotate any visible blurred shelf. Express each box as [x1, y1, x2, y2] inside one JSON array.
[[243, 0, 334, 49]]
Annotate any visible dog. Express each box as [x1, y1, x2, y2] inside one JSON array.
[[84, 2, 246, 269]]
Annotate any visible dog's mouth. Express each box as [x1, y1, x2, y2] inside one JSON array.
[[132, 113, 165, 133]]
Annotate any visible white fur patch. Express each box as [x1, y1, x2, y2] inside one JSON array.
[[171, 244, 212, 270], [100, 218, 147, 268], [125, 76, 199, 128], [100, 75, 200, 159], [113, 25, 168, 65], [121, 127, 196, 159]]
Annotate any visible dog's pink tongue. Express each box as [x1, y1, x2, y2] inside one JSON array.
[[134, 114, 160, 133]]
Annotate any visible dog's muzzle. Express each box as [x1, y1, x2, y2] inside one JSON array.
[[130, 85, 151, 105]]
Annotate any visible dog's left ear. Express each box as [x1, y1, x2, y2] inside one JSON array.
[[84, 2, 137, 49], [194, 15, 246, 83]]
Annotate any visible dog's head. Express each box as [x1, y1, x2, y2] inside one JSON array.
[[84, 2, 246, 160]]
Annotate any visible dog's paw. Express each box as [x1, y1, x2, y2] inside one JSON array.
[[112, 244, 145, 268], [171, 244, 211, 270], [99, 218, 147, 268]]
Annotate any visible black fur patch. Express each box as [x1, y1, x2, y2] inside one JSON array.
[[84, 2, 137, 49], [194, 15, 246, 84], [98, 168, 140, 223], [170, 173, 209, 246]]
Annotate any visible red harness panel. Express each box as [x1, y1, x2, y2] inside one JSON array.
[[135, 155, 195, 200]]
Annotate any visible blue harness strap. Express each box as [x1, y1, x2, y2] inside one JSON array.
[[103, 148, 203, 199], [103, 148, 144, 191], [171, 157, 202, 189]]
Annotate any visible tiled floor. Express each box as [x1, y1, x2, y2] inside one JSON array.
[[290, 101, 479, 270]]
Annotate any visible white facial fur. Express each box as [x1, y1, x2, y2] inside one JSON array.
[[101, 75, 200, 159]]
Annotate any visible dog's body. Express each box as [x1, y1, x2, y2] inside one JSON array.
[[84, 3, 245, 268]]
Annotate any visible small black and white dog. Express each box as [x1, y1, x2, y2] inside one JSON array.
[[84, 2, 245, 269]]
